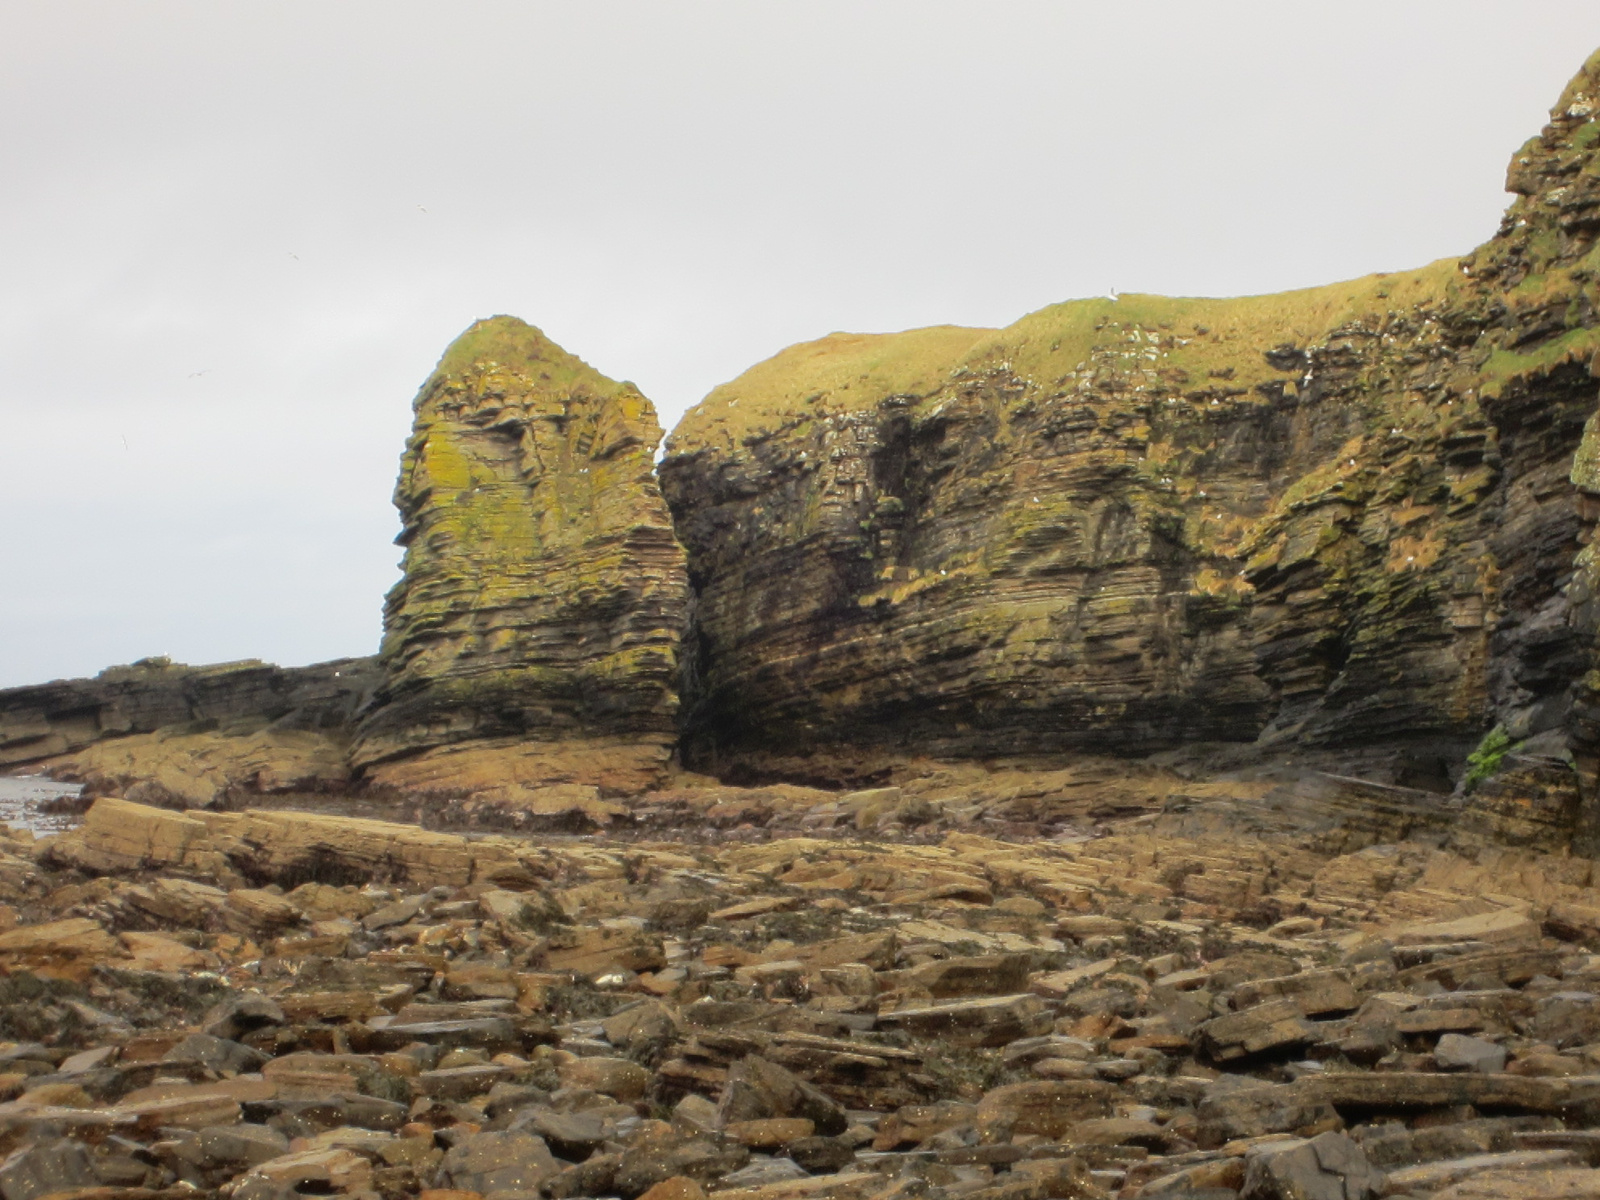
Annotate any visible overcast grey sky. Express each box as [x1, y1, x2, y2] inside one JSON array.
[[3, 2, 1598, 688]]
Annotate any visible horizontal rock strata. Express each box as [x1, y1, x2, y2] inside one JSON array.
[[0, 657, 376, 771], [0, 657, 377, 807], [352, 316, 689, 797], [659, 49, 1600, 808], [9, 58, 1600, 864]]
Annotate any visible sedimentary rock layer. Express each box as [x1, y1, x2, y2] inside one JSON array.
[[0, 657, 376, 771], [0, 655, 377, 806], [352, 317, 688, 795], [659, 49, 1600, 793], [1481, 52, 1600, 843]]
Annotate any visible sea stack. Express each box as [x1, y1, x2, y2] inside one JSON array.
[[353, 316, 688, 797]]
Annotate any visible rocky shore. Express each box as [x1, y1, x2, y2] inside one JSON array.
[[5, 38, 1600, 1200], [0, 793, 1589, 1200]]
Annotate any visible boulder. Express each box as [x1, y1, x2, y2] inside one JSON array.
[[557, 1055, 651, 1101], [1240, 1132, 1381, 1200], [716, 1056, 848, 1136], [1197, 999, 1320, 1063], [876, 994, 1052, 1047], [0, 1139, 99, 1200], [0, 918, 124, 981], [439, 1130, 560, 1195], [973, 1080, 1114, 1140], [1436, 1033, 1509, 1074]]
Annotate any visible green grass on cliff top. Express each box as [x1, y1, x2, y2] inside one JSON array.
[[427, 315, 638, 403], [665, 324, 995, 453], [669, 258, 1462, 451]]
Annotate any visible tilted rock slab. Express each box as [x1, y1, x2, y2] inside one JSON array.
[[353, 316, 688, 796], [45, 795, 557, 890]]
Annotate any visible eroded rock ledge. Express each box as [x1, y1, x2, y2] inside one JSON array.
[[0, 657, 378, 808]]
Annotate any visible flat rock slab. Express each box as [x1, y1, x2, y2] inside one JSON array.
[[876, 994, 1053, 1047]]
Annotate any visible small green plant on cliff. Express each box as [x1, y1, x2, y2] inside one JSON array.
[[1463, 725, 1515, 793]]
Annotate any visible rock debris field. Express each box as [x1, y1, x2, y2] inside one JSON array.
[[0, 795, 1595, 1200]]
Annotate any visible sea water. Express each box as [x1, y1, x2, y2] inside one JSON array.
[[0, 775, 84, 834]]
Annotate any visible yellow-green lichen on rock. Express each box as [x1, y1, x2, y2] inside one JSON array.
[[659, 48, 1600, 791], [661, 259, 1500, 776], [353, 317, 688, 796]]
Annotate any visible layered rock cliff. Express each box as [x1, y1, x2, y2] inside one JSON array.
[[352, 317, 689, 796], [8, 52, 1600, 853], [659, 49, 1600, 799], [0, 656, 377, 806], [1471, 52, 1600, 845]]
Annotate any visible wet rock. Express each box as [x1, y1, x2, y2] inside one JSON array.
[[246, 1146, 373, 1194], [1232, 969, 1359, 1017], [162, 1033, 265, 1075], [0, 1139, 98, 1200], [1197, 999, 1320, 1063], [786, 1135, 856, 1174], [1433, 1167, 1600, 1200], [721, 1157, 812, 1188], [636, 1178, 708, 1200], [1195, 1081, 1341, 1145], [557, 1054, 651, 1101], [885, 954, 1033, 999], [196, 1123, 291, 1169], [615, 1135, 750, 1197], [1531, 993, 1600, 1049], [974, 1081, 1114, 1140], [726, 1118, 815, 1149], [877, 994, 1052, 1047], [0, 919, 123, 982], [528, 1109, 612, 1160], [1384, 1150, 1583, 1197]]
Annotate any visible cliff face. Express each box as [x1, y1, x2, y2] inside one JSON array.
[[0, 656, 377, 806], [352, 316, 688, 796], [659, 274, 1484, 780], [10, 55, 1600, 841], [1462, 53, 1600, 843], [659, 49, 1600, 791], [0, 656, 376, 770]]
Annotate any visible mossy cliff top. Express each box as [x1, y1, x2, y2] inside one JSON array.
[[426, 316, 640, 410], [393, 315, 669, 566], [671, 261, 1465, 457]]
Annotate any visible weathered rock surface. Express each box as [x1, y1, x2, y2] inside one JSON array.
[[352, 315, 689, 796], [5, 790, 1600, 1200], [8, 44, 1600, 1200], [10, 56, 1600, 859], [0, 657, 375, 796], [657, 49, 1600, 824]]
